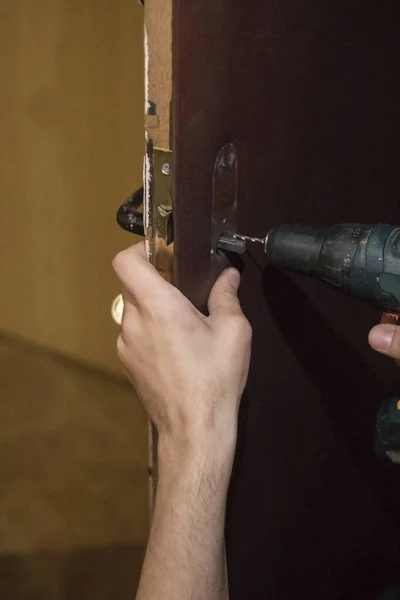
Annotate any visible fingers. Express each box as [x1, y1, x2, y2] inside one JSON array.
[[154, 240, 174, 284], [207, 268, 242, 317], [112, 242, 172, 308], [368, 324, 400, 359]]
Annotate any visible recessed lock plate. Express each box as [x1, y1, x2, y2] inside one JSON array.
[[211, 143, 239, 270]]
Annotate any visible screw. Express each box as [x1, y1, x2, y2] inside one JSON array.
[[161, 163, 171, 176]]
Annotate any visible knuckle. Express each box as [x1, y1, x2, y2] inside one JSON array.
[[112, 250, 128, 274], [226, 314, 252, 342], [121, 315, 137, 341], [237, 317, 252, 344], [241, 317, 253, 340], [222, 289, 239, 304], [119, 304, 140, 339], [116, 333, 125, 357]]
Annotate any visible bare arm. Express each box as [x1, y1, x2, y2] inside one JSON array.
[[112, 243, 251, 600], [138, 438, 232, 600]]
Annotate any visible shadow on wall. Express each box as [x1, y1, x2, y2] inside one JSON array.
[[0, 333, 149, 597]]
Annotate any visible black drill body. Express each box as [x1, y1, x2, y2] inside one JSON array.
[[266, 223, 400, 314]]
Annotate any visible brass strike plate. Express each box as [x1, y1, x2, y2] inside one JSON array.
[[152, 148, 173, 246]]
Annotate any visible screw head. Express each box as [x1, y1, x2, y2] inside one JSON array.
[[161, 162, 172, 176]]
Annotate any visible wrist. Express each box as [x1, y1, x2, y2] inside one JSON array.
[[157, 426, 237, 484]]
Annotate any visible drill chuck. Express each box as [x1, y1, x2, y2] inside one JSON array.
[[265, 225, 330, 279]]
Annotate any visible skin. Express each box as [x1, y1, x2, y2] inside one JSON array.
[[112, 242, 400, 600], [369, 314, 400, 365]]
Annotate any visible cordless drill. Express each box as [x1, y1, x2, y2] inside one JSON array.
[[235, 223, 400, 463]]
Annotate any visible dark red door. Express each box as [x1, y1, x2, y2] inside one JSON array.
[[173, 1, 400, 598]]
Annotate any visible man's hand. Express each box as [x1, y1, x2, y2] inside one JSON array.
[[112, 242, 252, 600], [369, 315, 400, 361], [113, 242, 251, 453]]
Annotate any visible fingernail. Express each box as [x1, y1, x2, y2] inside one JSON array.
[[369, 324, 395, 351], [227, 268, 240, 291]]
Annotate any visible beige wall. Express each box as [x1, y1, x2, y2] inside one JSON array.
[[0, 0, 144, 374]]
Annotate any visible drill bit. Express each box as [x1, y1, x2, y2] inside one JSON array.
[[234, 234, 265, 244], [234, 232, 270, 253]]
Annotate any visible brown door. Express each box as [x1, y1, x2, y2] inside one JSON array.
[[171, 1, 400, 598]]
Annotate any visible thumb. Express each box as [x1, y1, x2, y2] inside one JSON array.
[[207, 268, 242, 316], [369, 324, 400, 359]]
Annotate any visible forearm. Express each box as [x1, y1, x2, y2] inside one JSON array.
[[136, 435, 235, 600]]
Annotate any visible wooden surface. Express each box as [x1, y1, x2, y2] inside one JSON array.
[[144, 0, 172, 149], [173, 1, 400, 597], [0, 0, 144, 374]]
